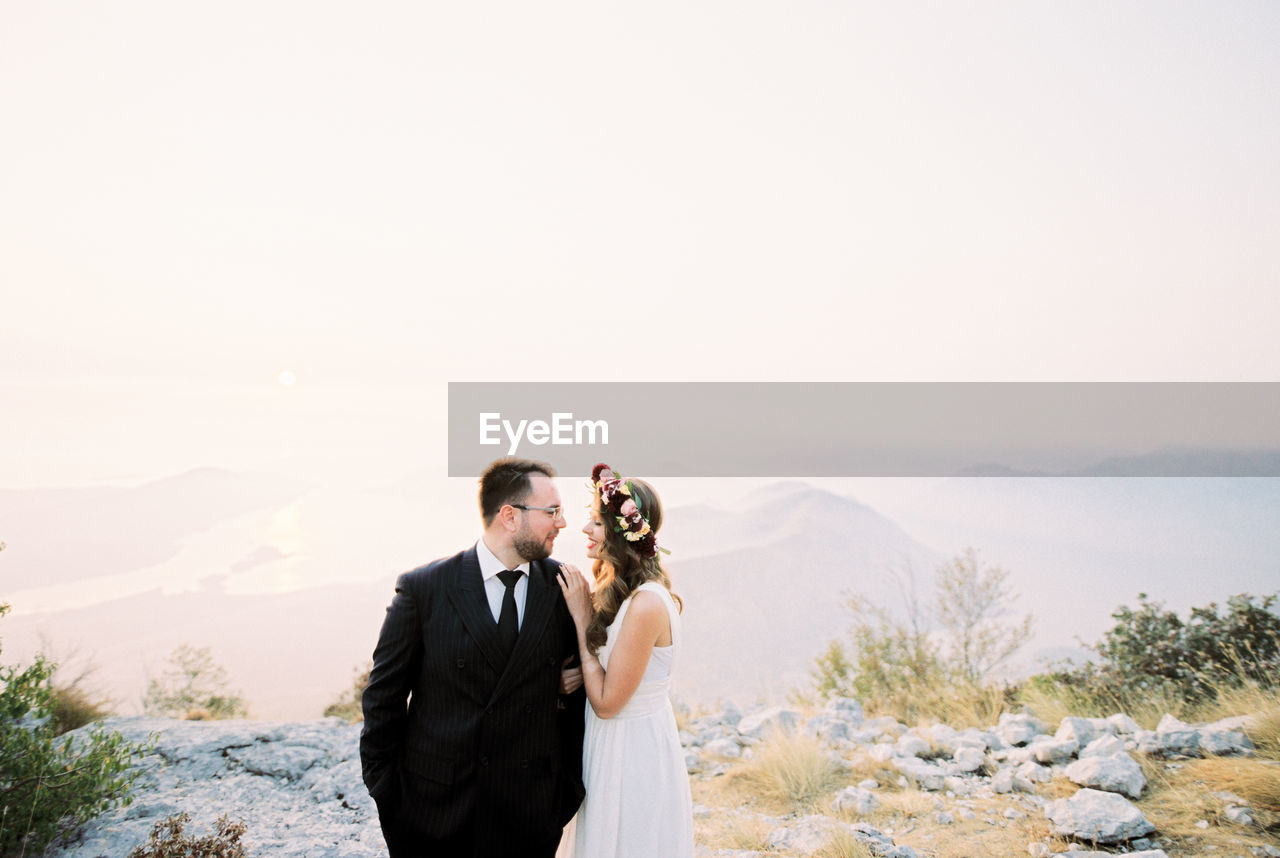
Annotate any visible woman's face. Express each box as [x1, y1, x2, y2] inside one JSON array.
[[582, 509, 607, 559]]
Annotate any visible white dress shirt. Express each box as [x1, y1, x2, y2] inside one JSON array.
[[476, 537, 529, 629]]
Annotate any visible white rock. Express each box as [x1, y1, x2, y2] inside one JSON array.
[[862, 715, 907, 737], [895, 735, 933, 758], [996, 713, 1044, 746], [1199, 728, 1254, 756], [1064, 753, 1146, 798], [825, 696, 865, 726], [1056, 716, 1106, 746], [704, 737, 743, 759], [1027, 843, 1050, 858], [857, 778, 878, 790], [935, 811, 955, 824], [1153, 714, 1200, 755], [1079, 734, 1125, 758], [737, 706, 801, 740], [1044, 787, 1156, 844], [892, 757, 947, 791], [1224, 805, 1255, 826], [1014, 761, 1051, 784], [953, 747, 985, 772], [1029, 734, 1079, 764], [832, 786, 879, 815], [805, 714, 852, 745], [1106, 713, 1142, 734]]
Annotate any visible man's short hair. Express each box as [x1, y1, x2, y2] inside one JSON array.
[[478, 458, 556, 527]]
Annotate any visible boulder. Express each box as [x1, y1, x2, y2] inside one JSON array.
[[1079, 734, 1125, 758], [1198, 728, 1254, 756], [952, 747, 985, 773], [894, 735, 933, 758], [1029, 733, 1079, 764], [704, 737, 743, 759], [737, 706, 801, 740], [1044, 787, 1156, 844], [1106, 713, 1142, 734], [832, 786, 879, 815], [1064, 753, 1146, 798], [825, 696, 866, 726], [1153, 714, 1200, 755], [1056, 716, 1108, 747], [996, 713, 1044, 746], [891, 757, 947, 791]]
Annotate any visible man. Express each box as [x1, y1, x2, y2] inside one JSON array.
[[361, 458, 586, 858]]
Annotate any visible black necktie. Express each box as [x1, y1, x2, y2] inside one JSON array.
[[497, 569, 522, 660]]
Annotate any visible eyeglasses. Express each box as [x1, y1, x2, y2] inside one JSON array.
[[512, 504, 565, 521]]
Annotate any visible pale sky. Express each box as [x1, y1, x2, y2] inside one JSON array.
[[2, 1, 1279, 488]]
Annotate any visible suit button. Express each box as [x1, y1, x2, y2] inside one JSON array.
[[524, 704, 532, 714], [547, 657, 557, 666], [457, 659, 465, 668], [520, 759, 529, 769], [480, 756, 490, 767]]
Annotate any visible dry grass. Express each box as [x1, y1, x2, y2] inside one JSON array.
[[1242, 704, 1280, 761], [723, 730, 847, 814], [693, 810, 774, 853], [1128, 752, 1280, 855], [813, 828, 877, 858], [1183, 757, 1280, 812]]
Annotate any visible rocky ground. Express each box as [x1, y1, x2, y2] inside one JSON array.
[[41, 702, 1277, 858]]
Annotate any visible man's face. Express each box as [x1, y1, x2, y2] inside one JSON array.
[[511, 473, 567, 562]]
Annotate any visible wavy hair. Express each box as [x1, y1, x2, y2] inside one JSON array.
[[585, 477, 683, 655]]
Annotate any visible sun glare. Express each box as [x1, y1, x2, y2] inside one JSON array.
[[278, 370, 297, 387]]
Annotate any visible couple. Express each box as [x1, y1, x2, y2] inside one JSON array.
[[359, 457, 694, 858]]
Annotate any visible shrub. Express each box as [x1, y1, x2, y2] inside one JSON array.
[[127, 813, 248, 858], [1, 602, 151, 856], [143, 645, 247, 720], [323, 663, 370, 723], [727, 730, 845, 812], [1028, 592, 1280, 715], [811, 550, 1030, 724]]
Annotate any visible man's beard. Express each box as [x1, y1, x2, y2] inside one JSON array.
[[513, 526, 552, 562]]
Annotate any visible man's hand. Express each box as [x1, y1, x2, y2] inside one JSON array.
[[559, 655, 583, 694]]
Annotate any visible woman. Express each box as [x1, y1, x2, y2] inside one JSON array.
[[555, 463, 695, 858]]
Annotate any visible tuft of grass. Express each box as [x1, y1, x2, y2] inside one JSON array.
[[1183, 756, 1280, 812], [1242, 705, 1280, 761], [1130, 751, 1280, 853], [49, 683, 113, 735], [815, 828, 876, 858], [694, 811, 774, 852], [725, 730, 846, 813]]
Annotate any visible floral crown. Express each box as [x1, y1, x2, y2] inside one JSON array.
[[591, 463, 668, 560]]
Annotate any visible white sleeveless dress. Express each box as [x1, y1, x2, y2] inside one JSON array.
[[557, 582, 695, 858]]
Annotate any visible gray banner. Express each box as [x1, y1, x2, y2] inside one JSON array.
[[447, 382, 1280, 477]]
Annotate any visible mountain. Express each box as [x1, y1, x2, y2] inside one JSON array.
[[661, 482, 942, 703], [0, 468, 308, 588]]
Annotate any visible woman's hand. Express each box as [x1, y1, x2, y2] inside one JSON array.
[[556, 562, 594, 630]]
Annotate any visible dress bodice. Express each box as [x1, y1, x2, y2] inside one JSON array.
[[596, 582, 680, 719]]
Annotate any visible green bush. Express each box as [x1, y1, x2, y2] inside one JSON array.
[[1038, 592, 1280, 709], [323, 662, 370, 723], [1, 602, 151, 856], [127, 813, 247, 858], [143, 645, 247, 720], [811, 549, 1031, 725]]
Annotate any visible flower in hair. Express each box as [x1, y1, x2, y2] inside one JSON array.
[[591, 462, 667, 559]]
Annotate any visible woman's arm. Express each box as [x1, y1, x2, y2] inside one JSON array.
[[556, 566, 669, 719]]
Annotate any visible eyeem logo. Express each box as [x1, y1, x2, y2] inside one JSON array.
[[479, 412, 609, 456]]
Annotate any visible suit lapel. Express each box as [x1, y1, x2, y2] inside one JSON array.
[[490, 558, 558, 701], [447, 547, 508, 675]]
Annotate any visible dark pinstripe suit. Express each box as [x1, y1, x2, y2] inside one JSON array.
[[360, 547, 586, 858]]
